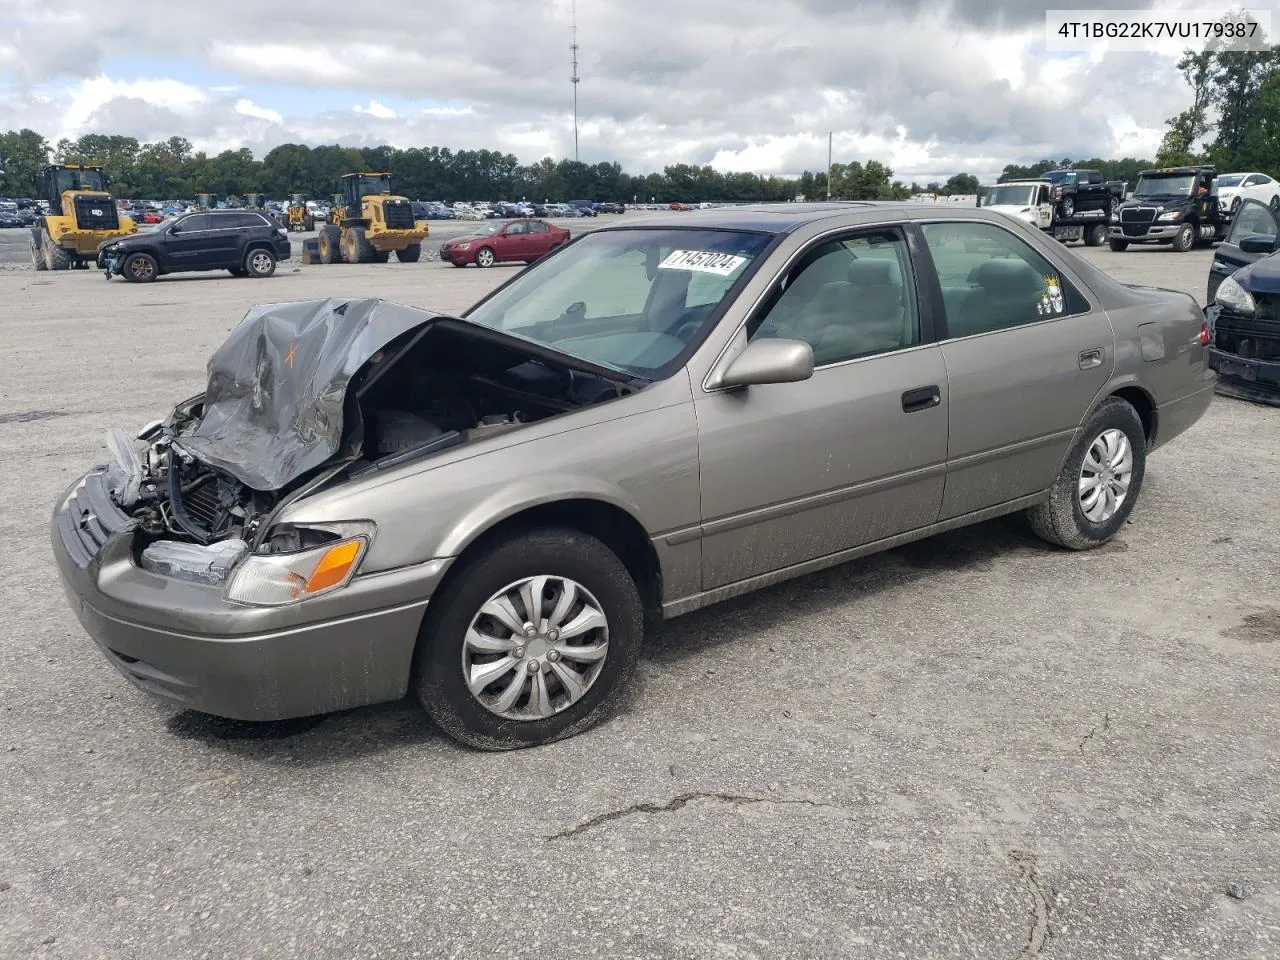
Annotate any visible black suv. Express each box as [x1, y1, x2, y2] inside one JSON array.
[[97, 209, 292, 282]]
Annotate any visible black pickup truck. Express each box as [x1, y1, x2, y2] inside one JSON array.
[[1043, 169, 1126, 219], [1108, 165, 1228, 253]]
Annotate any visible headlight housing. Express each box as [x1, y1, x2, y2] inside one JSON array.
[[1214, 275, 1256, 315], [456, 242, 471, 250], [1157, 210, 1182, 221], [226, 527, 372, 606]]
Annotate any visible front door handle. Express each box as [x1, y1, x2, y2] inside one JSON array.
[[901, 385, 941, 413], [1079, 348, 1103, 369]]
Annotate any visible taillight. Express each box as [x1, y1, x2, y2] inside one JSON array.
[[1199, 323, 1210, 346]]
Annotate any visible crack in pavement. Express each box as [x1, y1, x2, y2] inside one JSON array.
[[1009, 850, 1050, 957], [1077, 712, 1111, 754], [544, 792, 841, 840]]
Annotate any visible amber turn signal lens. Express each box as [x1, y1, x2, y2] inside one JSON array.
[[304, 540, 363, 594]]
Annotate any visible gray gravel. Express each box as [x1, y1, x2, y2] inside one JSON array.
[[0, 242, 1277, 959]]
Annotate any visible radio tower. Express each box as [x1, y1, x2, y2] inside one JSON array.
[[570, 0, 580, 162]]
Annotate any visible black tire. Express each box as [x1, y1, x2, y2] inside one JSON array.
[[318, 225, 343, 264], [1061, 196, 1075, 218], [371, 250, 390, 263], [396, 243, 421, 263], [451, 260, 466, 268], [1171, 222, 1195, 253], [228, 267, 248, 277], [344, 226, 374, 264], [31, 235, 47, 271], [1108, 238, 1129, 252], [1084, 224, 1107, 247], [122, 252, 158, 283], [43, 230, 71, 271], [244, 247, 276, 278], [1026, 398, 1146, 551], [475, 246, 496, 268], [413, 528, 643, 750]]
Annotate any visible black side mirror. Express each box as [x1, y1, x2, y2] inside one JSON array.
[[1239, 234, 1278, 254]]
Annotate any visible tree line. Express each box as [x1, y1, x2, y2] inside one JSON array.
[[0, 130, 1010, 205]]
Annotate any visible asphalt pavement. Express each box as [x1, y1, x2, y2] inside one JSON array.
[[0, 241, 1277, 959]]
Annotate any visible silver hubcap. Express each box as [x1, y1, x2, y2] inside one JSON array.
[[1079, 428, 1132, 523], [251, 252, 271, 272], [462, 575, 609, 721], [478, 249, 494, 266], [132, 259, 152, 279]]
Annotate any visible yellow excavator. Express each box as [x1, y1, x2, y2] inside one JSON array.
[[30, 164, 137, 271], [316, 172, 428, 264]]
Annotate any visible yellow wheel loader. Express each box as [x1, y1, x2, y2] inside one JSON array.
[[315, 173, 428, 264], [30, 164, 137, 272]]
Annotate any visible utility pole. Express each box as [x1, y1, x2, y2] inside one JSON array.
[[570, 0, 581, 163], [826, 132, 832, 199]]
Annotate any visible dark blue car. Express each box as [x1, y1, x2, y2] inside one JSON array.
[[1204, 199, 1280, 405]]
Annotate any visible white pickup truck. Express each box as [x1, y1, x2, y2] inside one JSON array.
[[980, 179, 1112, 246]]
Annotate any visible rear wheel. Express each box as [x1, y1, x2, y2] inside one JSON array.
[[317, 225, 343, 264], [1171, 222, 1196, 253], [343, 226, 374, 264], [122, 252, 158, 283], [413, 529, 643, 750], [1084, 224, 1107, 247], [1027, 398, 1146, 550], [475, 246, 496, 268], [1108, 238, 1129, 252], [245, 247, 277, 278], [396, 243, 422, 263], [371, 250, 390, 263]]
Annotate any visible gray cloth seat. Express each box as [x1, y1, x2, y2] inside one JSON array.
[[953, 259, 1043, 337]]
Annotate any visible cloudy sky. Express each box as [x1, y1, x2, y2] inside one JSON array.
[[0, 0, 1253, 183]]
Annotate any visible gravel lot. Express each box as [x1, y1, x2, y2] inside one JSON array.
[[1, 238, 1277, 960]]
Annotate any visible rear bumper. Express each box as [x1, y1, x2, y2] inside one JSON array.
[[51, 469, 452, 721], [1151, 378, 1216, 451]]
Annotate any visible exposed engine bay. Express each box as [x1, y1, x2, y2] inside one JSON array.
[[99, 299, 642, 582]]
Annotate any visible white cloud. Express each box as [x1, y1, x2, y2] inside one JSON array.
[[235, 98, 282, 123], [0, 0, 1255, 181], [354, 99, 396, 119]]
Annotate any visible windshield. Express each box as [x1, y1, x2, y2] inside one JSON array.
[[1134, 175, 1194, 197], [353, 176, 391, 198], [54, 168, 107, 193], [1217, 175, 1243, 187], [464, 228, 773, 379], [984, 185, 1037, 207], [467, 222, 502, 235]]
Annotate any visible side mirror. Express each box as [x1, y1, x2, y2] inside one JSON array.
[[1239, 234, 1278, 254], [717, 339, 815, 388]]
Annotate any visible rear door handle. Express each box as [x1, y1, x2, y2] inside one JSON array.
[[1079, 348, 1103, 369], [901, 385, 941, 413]]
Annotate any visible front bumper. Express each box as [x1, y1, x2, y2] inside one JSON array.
[[1208, 348, 1280, 405], [51, 468, 453, 721], [1110, 224, 1182, 241]]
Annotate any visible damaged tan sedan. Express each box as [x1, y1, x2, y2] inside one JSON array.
[[52, 204, 1216, 749]]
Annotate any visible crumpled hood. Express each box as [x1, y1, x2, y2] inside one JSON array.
[[177, 298, 444, 491], [1235, 254, 1280, 295]]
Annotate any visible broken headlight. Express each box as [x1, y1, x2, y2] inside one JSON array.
[[1215, 275, 1256, 316]]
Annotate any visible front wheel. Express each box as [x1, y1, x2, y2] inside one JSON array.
[[1027, 397, 1146, 550], [1061, 196, 1075, 218], [245, 247, 277, 278], [1171, 222, 1195, 252], [475, 246, 496, 268], [1108, 238, 1129, 252], [317, 225, 343, 264], [413, 528, 643, 750], [122, 252, 158, 283]]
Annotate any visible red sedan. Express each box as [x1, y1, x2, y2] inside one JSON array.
[[439, 219, 570, 267]]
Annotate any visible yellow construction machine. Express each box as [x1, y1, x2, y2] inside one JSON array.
[[287, 194, 314, 232], [316, 172, 428, 264], [30, 164, 137, 271]]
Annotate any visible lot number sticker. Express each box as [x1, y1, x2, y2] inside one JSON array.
[[658, 250, 747, 276]]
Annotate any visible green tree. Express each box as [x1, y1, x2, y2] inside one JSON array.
[[944, 173, 979, 194], [1236, 69, 1280, 173], [0, 128, 51, 196]]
